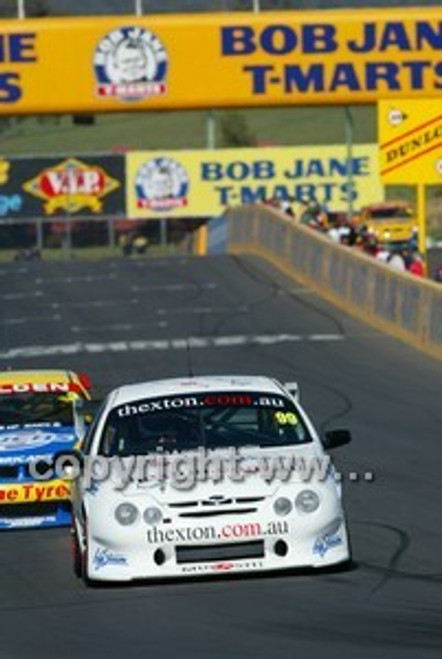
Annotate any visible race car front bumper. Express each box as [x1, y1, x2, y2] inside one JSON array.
[[85, 515, 351, 581], [0, 479, 71, 529]]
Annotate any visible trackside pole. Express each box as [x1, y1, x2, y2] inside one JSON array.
[[344, 106, 354, 223], [417, 183, 427, 274], [17, 0, 25, 19]]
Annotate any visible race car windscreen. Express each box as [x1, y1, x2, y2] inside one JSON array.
[[100, 392, 312, 456], [0, 393, 76, 428], [370, 207, 412, 219]]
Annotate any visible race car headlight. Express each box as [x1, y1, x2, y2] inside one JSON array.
[[143, 506, 162, 525], [273, 497, 292, 516], [115, 502, 139, 526], [295, 490, 320, 514]]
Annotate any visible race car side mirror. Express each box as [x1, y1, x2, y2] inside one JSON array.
[[78, 373, 92, 390], [283, 381, 300, 402], [322, 429, 352, 450]]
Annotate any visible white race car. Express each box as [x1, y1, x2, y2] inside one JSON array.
[[65, 376, 352, 584]]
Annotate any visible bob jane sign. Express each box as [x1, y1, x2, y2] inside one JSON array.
[[126, 145, 384, 218], [0, 8, 440, 114]]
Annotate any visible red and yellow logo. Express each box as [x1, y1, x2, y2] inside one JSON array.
[[23, 158, 120, 214], [0, 481, 70, 504]]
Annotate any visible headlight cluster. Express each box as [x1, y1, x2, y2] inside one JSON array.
[[295, 490, 320, 513], [143, 507, 162, 525], [273, 490, 320, 516], [114, 503, 162, 526], [273, 497, 292, 516]]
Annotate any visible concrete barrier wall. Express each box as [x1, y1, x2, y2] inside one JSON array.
[[220, 205, 442, 360]]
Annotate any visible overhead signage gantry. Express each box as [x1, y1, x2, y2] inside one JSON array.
[[0, 7, 440, 114], [0, 6, 440, 250]]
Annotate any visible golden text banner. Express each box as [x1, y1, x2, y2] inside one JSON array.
[[0, 8, 441, 114], [125, 145, 384, 219]]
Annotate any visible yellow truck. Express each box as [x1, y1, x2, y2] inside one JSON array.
[[356, 201, 416, 246]]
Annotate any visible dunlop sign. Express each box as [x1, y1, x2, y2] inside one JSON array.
[[378, 99, 442, 184], [0, 8, 441, 114]]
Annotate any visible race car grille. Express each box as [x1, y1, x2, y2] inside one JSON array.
[[169, 496, 265, 510], [0, 465, 20, 479], [0, 463, 52, 480], [0, 501, 70, 518], [176, 540, 265, 564], [178, 507, 257, 519], [24, 461, 54, 478]]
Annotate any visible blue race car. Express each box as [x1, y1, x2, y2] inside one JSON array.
[[0, 369, 91, 529]]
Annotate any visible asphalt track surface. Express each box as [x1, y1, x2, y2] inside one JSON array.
[[0, 254, 441, 659]]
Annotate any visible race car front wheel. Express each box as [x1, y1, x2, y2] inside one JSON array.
[[70, 518, 83, 579], [81, 519, 97, 587]]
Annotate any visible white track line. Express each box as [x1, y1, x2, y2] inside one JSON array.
[[34, 274, 118, 284], [71, 321, 169, 333], [0, 333, 344, 359], [2, 314, 62, 325], [0, 291, 44, 300], [131, 282, 217, 292]]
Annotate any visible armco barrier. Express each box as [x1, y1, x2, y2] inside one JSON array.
[[218, 205, 442, 360]]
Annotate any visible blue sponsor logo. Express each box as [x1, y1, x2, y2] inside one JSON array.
[[313, 533, 343, 557], [93, 547, 127, 570], [0, 426, 74, 452], [0, 194, 23, 216], [85, 480, 99, 496]]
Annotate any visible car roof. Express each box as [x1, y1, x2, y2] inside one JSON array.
[[0, 369, 78, 385], [362, 201, 411, 210], [109, 375, 286, 407]]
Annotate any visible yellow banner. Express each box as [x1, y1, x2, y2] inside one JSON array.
[[126, 145, 384, 218], [378, 99, 442, 184], [0, 480, 70, 504], [0, 8, 441, 114]]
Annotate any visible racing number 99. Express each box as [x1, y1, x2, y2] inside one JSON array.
[[274, 411, 297, 425]]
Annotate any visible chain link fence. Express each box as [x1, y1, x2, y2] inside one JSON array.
[[0, 216, 201, 261], [1, 0, 440, 18]]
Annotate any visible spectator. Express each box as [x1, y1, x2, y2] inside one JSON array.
[[119, 232, 133, 257], [375, 245, 391, 263], [261, 194, 279, 209], [299, 197, 325, 231], [327, 224, 341, 243], [361, 233, 378, 257], [279, 199, 295, 218], [401, 246, 414, 270], [133, 234, 149, 255], [14, 247, 41, 262], [408, 253, 425, 277], [387, 248, 406, 271], [338, 221, 358, 246], [409, 228, 419, 252], [434, 265, 442, 283]]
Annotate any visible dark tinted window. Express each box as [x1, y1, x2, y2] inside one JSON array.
[[99, 391, 311, 455]]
